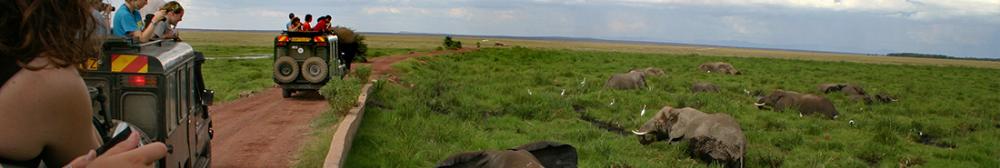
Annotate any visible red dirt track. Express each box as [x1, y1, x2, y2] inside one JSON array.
[[209, 89, 327, 167], [210, 48, 475, 167]]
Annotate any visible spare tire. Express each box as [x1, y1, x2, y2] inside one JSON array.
[[301, 57, 328, 83], [273, 56, 299, 83]]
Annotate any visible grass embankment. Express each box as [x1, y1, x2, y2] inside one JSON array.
[[292, 65, 371, 168], [344, 47, 1000, 167]]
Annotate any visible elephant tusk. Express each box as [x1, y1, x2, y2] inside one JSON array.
[[631, 130, 648, 135], [754, 102, 765, 106]]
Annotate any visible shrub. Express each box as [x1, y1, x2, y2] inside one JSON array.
[[442, 36, 462, 50], [354, 34, 369, 62], [354, 65, 372, 81]]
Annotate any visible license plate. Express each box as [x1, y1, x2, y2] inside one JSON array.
[[290, 37, 311, 42]]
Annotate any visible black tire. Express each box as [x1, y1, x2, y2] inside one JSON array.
[[301, 57, 329, 83], [273, 56, 299, 83], [282, 89, 292, 98]]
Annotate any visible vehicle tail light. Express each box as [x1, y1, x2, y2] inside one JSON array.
[[124, 75, 157, 87], [314, 36, 327, 46], [276, 35, 290, 47]]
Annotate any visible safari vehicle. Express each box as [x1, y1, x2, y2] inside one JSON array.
[[83, 37, 214, 168], [273, 31, 356, 98]]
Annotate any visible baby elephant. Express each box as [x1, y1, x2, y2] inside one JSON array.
[[630, 67, 666, 77], [605, 70, 646, 90], [817, 83, 896, 104], [436, 141, 578, 168], [691, 82, 721, 93], [755, 90, 840, 119], [698, 62, 742, 75], [632, 106, 745, 167]]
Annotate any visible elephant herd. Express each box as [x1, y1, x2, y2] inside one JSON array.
[[607, 62, 896, 166], [436, 61, 898, 167]]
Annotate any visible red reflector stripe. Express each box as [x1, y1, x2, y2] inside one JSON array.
[[120, 55, 148, 73]]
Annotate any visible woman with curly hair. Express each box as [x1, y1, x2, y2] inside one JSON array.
[[1, 0, 167, 167]]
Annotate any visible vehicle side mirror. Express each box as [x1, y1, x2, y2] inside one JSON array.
[[202, 89, 214, 106]]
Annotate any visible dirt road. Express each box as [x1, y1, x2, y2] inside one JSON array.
[[209, 89, 327, 167], [209, 48, 475, 167]]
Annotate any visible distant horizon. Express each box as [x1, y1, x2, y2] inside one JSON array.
[[180, 28, 982, 59], [121, 0, 1000, 59]]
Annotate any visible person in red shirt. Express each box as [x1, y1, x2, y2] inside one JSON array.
[[313, 16, 328, 32], [302, 14, 313, 31]]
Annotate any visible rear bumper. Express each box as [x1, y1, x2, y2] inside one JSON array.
[[278, 83, 326, 90]]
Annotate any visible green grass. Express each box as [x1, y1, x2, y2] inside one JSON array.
[[368, 48, 421, 58], [344, 47, 1000, 167], [197, 45, 272, 58], [201, 58, 273, 101], [292, 65, 370, 168]]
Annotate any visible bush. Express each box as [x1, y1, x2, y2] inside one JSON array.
[[355, 34, 368, 62], [443, 36, 462, 50], [354, 65, 372, 81]]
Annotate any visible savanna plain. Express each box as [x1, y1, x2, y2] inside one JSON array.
[[185, 30, 1000, 167]]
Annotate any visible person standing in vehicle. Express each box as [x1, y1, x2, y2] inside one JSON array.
[[313, 16, 329, 32], [91, 0, 115, 35], [112, 0, 147, 37], [0, 0, 167, 167], [151, 1, 184, 41], [302, 14, 313, 32], [113, 0, 167, 42], [288, 17, 303, 32], [286, 13, 295, 29]]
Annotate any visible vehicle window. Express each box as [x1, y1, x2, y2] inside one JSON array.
[[166, 73, 177, 133], [179, 67, 188, 122], [188, 65, 197, 114]]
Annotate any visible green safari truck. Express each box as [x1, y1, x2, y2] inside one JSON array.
[[272, 31, 356, 98], [83, 38, 213, 168]]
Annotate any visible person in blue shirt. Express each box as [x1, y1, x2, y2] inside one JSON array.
[[286, 13, 295, 30], [113, 0, 165, 42], [112, 0, 145, 37]]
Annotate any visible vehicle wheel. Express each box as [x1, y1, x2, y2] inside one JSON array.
[[301, 57, 328, 83], [274, 56, 299, 83], [282, 89, 292, 98]]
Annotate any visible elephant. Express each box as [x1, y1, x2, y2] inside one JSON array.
[[698, 62, 742, 75], [436, 141, 578, 168], [630, 67, 665, 77], [605, 70, 646, 90], [817, 83, 896, 104], [691, 82, 721, 93], [632, 106, 746, 167], [817, 83, 846, 93], [755, 90, 840, 119]]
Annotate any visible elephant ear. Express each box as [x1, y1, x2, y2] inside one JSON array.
[[773, 93, 793, 111], [513, 141, 578, 168], [435, 151, 489, 168], [666, 111, 688, 140]]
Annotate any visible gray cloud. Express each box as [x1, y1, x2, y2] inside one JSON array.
[[114, 0, 1000, 58]]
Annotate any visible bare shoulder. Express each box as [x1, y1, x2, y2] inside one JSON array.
[[0, 58, 91, 160], [1, 58, 91, 122]]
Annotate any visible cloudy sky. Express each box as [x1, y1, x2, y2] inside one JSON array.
[[111, 0, 1000, 58]]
